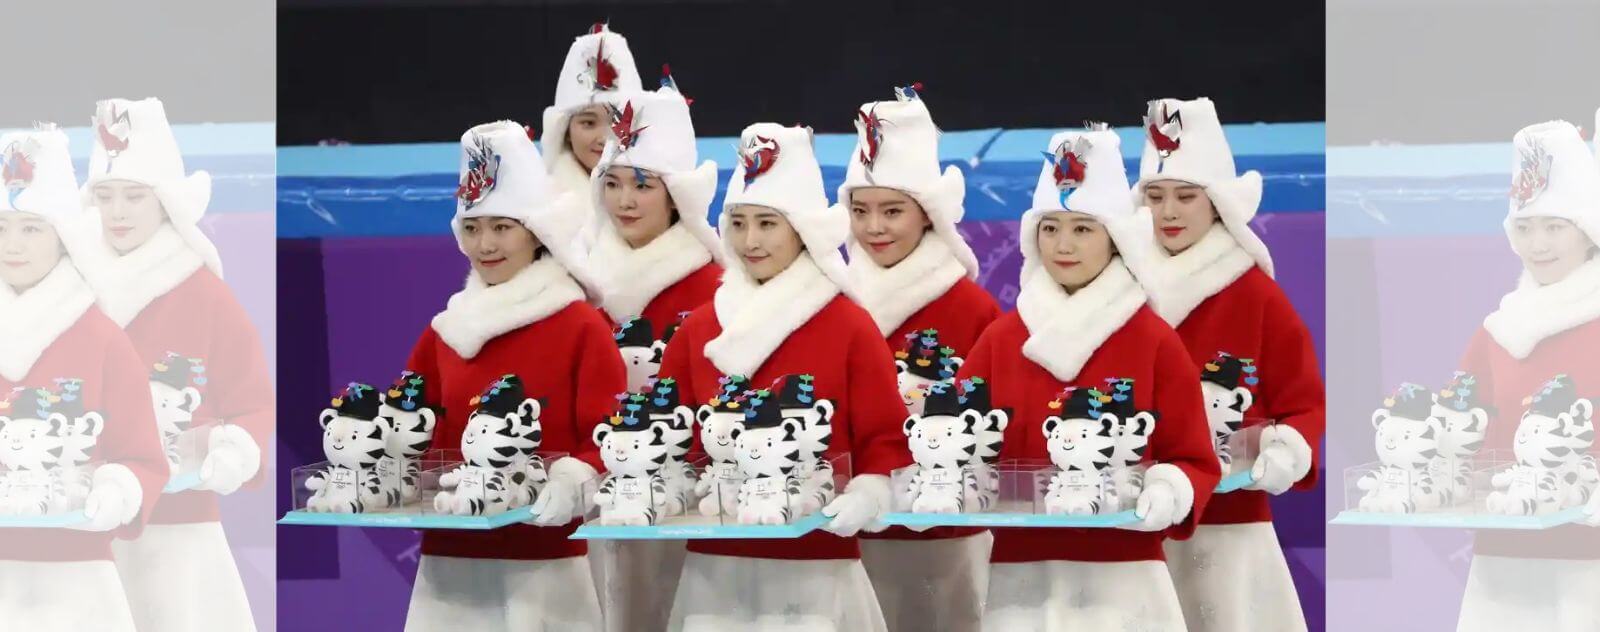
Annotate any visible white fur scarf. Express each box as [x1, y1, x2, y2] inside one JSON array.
[[1141, 224, 1257, 326], [848, 233, 968, 336], [0, 262, 98, 381], [1017, 258, 1148, 382], [586, 222, 713, 321], [431, 257, 587, 359], [74, 222, 205, 327], [1484, 257, 1600, 360], [705, 252, 840, 376]]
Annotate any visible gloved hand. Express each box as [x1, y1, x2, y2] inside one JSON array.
[[1245, 424, 1314, 495], [531, 457, 597, 527], [1121, 463, 1194, 532], [822, 474, 891, 537], [70, 464, 143, 532], [197, 425, 262, 495], [1583, 487, 1600, 527]]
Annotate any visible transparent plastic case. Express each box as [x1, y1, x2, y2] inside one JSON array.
[[161, 421, 216, 493], [883, 459, 1142, 528], [1213, 421, 1269, 493], [278, 449, 569, 529], [1331, 450, 1588, 529], [0, 459, 105, 528]]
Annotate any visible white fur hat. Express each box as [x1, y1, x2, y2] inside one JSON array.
[[1134, 97, 1272, 277], [1021, 129, 1153, 282], [2, 126, 84, 227], [722, 123, 856, 300], [835, 88, 978, 279], [81, 98, 222, 278], [1506, 120, 1600, 247], [539, 23, 644, 175], [584, 87, 722, 260], [451, 120, 599, 300]]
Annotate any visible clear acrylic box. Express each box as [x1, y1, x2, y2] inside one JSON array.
[[883, 459, 1142, 528], [0, 459, 105, 528], [161, 421, 216, 493], [572, 452, 849, 540], [1213, 421, 1269, 493], [1330, 450, 1588, 530]]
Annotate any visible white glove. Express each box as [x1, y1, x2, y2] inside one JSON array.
[[822, 474, 891, 537], [1583, 488, 1600, 527], [70, 464, 143, 532], [1122, 463, 1194, 532], [531, 457, 597, 527], [1245, 424, 1314, 495], [197, 425, 263, 495]]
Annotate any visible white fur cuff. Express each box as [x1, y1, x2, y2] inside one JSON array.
[[1260, 424, 1314, 483], [1143, 463, 1195, 524], [549, 456, 600, 484], [845, 474, 893, 513], [92, 463, 144, 524]]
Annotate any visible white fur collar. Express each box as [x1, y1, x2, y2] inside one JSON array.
[[705, 252, 841, 376], [1141, 224, 1257, 326], [848, 232, 967, 336], [1017, 258, 1147, 382], [431, 257, 586, 359], [0, 262, 98, 381], [1484, 257, 1600, 360], [74, 223, 205, 327], [587, 221, 713, 321], [550, 153, 594, 199]]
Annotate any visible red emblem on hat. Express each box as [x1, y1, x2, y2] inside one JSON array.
[[96, 103, 132, 158], [609, 101, 648, 151], [856, 105, 886, 171], [2, 141, 36, 192], [1144, 100, 1182, 159], [739, 135, 779, 184], [456, 134, 500, 209], [584, 37, 620, 91], [1510, 141, 1552, 211]]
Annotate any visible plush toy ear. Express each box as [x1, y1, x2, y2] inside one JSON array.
[[1099, 413, 1120, 436], [903, 415, 921, 437], [1571, 398, 1594, 423], [1042, 416, 1059, 437], [179, 387, 203, 414], [948, 357, 965, 369], [651, 341, 668, 364], [672, 406, 694, 432], [993, 408, 1013, 432], [48, 413, 71, 436], [651, 421, 668, 444], [1468, 408, 1488, 433], [813, 400, 835, 422], [519, 398, 541, 421], [320, 409, 338, 431], [593, 423, 612, 447], [895, 360, 908, 375], [1231, 387, 1253, 414], [419, 407, 438, 431], [1131, 411, 1157, 435], [79, 412, 106, 438], [729, 424, 743, 441], [367, 418, 390, 441], [1371, 409, 1390, 430], [960, 409, 983, 435], [695, 405, 713, 427]]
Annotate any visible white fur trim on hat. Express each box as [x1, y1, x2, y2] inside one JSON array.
[[1020, 129, 1154, 283], [1134, 97, 1273, 278], [450, 120, 599, 301], [539, 24, 644, 180], [837, 94, 978, 279], [81, 98, 222, 278], [1504, 120, 1600, 249]]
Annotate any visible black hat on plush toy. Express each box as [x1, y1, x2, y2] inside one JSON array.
[[895, 329, 960, 382], [642, 377, 682, 415], [957, 376, 994, 412], [2, 385, 58, 420], [661, 311, 692, 345], [1524, 374, 1580, 417], [470, 374, 527, 417], [1382, 382, 1432, 420], [922, 379, 964, 418], [1048, 379, 1137, 420], [605, 391, 655, 433], [48, 378, 90, 419], [738, 387, 785, 430], [771, 374, 821, 410], [1437, 371, 1490, 414], [1201, 352, 1258, 390], [382, 370, 433, 413], [330, 382, 382, 420], [150, 352, 208, 392], [613, 316, 655, 349]]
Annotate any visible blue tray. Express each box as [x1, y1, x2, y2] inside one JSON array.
[[1214, 471, 1257, 494], [882, 509, 1140, 529], [571, 512, 829, 540], [163, 471, 203, 494], [278, 506, 536, 530], [1329, 505, 1588, 530], [0, 511, 89, 528]]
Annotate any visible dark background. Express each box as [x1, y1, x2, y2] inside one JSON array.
[[277, 0, 1326, 145]]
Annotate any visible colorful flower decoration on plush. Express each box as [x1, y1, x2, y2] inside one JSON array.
[[1144, 100, 1183, 161], [1104, 377, 1135, 403], [1521, 374, 1576, 415], [151, 352, 208, 391], [1436, 371, 1484, 412], [769, 373, 818, 409], [659, 64, 692, 105], [1042, 134, 1092, 206], [614, 316, 655, 348], [738, 135, 779, 184], [1382, 382, 1433, 420], [1510, 140, 1552, 211], [856, 104, 887, 171], [894, 81, 924, 102], [609, 392, 649, 427], [581, 23, 620, 91], [957, 377, 986, 407], [609, 100, 649, 153], [1201, 352, 1259, 390], [0, 386, 23, 413], [661, 311, 692, 345], [385, 370, 428, 412], [645, 377, 680, 411], [457, 133, 500, 209], [708, 375, 753, 410]]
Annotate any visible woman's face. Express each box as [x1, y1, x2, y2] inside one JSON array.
[[1143, 179, 1219, 254], [1511, 216, 1597, 285], [566, 104, 612, 174], [726, 205, 803, 283], [849, 187, 930, 267], [459, 216, 541, 285], [0, 212, 64, 291], [600, 166, 675, 249], [1036, 211, 1115, 293], [92, 179, 167, 254]]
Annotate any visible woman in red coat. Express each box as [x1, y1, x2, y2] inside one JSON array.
[[1131, 97, 1323, 632], [577, 86, 723, 631], [836, 86, 1000, 631], [0, 126, 167, 631], [657, 123, 914, 630], [68, 97, 272, 632], [955, 127, 1219, 632], [400, 121, 627, 632]]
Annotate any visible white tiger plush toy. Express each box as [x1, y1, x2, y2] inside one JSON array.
[[435, 375, 545, 516], [46, 379, 104, 512], [1103, 379, 1157, 511], [894, 330, 962, 417], [593, 393, 673, 526], [378, 370, 438, 504], [772, 374, 836, 515], [306, 383, 395, 513], [1426, 371, 1490, 507], [1199, 354, 1257, 478], [148, 353, 207, 477], [695, 376, 751, 517], [959, 377, 1009, 506], [0, 386, 67, 516], [1486, 375, 1595, 516], [614, 316, 669, 394], [1358, 383, 1443, 514], [1041, 386, 1122, 516], [641, 377, 696, 517], [902, 380, 985, 514], [732, 388, 804, 526]]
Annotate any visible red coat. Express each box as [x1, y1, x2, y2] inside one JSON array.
[[956, 307, 1220, 564], [120, 269, 275, 524], [658, 295, 915, 561], [1177, 267, 1325, 524], [866, 276, 1002, 542], [0, 308, 167, 562], [1461, 319, 1600, 560], [405, 301, 627, 561], [598, 262, 723, 330]]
